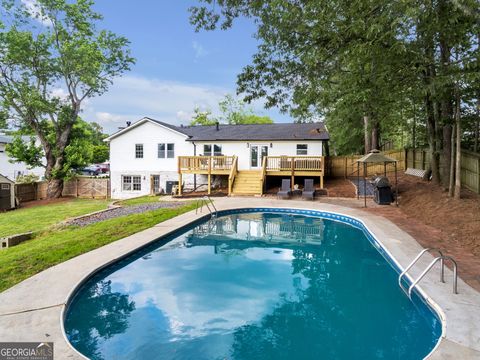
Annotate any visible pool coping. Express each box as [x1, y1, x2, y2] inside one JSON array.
[[0, 198, 479, 359]]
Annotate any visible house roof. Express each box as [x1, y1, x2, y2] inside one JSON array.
[[174, 122, 329, 142], [0, 133, 34, 144], [106, 117, 329, 142], [0, 134, 12, 144], [0, 174, 14, 184], [104, 117, 189, 141]]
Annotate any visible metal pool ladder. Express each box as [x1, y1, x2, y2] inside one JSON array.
[[398, 248, 458, 298], [196, 196, 217, 219]]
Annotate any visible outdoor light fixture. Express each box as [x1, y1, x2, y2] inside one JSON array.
[[270, 143, 273, 148]]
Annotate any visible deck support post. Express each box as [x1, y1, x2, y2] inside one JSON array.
[[208, 157, 212, 195], [291, 157, 295, 190], [178, 172, 182, 196], [178, 157, 182, 196]]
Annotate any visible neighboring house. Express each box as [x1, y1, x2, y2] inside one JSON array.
[[106, 117, 329, 199], [0, 134, 45, 181]]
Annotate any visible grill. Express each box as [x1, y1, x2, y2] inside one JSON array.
[[372, 176, 393, 205]]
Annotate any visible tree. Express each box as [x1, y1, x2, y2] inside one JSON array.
[[189, 107, 217, 126], [218, 94, 273, 124], [0, 0, 134, 197], [190, 0, 480, 193], [6, 118, 110, 177], [189, 94, 274, 126]]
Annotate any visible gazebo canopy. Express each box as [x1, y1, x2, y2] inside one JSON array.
[[357, 149, 397, 163]]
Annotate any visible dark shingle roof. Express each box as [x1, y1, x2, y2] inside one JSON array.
[[150, 119, 329, 141], [0, 134, 12, 144], [0, 133, 33, 144]]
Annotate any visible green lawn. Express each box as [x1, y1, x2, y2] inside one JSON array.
[[0, 201, 197, 292], [116, 195, 164, 206], [0, 199, 111, 238]]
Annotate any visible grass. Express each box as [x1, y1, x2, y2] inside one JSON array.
[[0, 199, 110, 238], [116, 195, 165, 206], [0, 201, 198, 292]]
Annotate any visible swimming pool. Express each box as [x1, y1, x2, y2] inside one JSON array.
[[64, 209, 442, 360]]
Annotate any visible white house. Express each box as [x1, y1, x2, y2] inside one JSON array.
[[0, 134, 45, 181], [106, 117, 329, 199]]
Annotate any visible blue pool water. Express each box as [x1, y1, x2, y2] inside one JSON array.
[[65, 210, 441, 360]]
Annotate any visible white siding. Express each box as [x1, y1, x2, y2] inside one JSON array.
[[109, 121, 195, 199], [195, 141, 324, 170], [108, 120, 326, 199], [0, 143, 45, 181]]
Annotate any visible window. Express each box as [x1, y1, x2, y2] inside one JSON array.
[[122, 175, 141, 191], [203, 144, 221, 156], [158, 143, 174, 158], [167, 143, 175, 158], [1, 184, 10, 190], [132, 176, 141, 191], [135, 144, 144, 159], [213, 145, 222, 156], [296, 144, 308, 155], [158, 143, 165, 158], [203, 144, 212, 156]]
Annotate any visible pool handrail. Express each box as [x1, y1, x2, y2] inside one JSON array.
[[398, 248, 444, 293], [196, 196, 217, 218], [408, 256, 458, 298]]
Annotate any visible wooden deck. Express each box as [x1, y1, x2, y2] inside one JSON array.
[[178, 155, 325, 195]]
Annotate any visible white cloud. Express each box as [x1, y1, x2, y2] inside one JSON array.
[[192, 41, 208, 59], [80, 74, 289, 134], [21, 0, 52, 26], [82, 75, 229, 133]]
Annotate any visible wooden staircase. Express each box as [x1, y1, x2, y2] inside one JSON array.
[[232, 170, 263, 195]]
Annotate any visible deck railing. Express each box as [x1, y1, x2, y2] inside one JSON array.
[[178, 156, 236, 172], [265, 156, 324, 172], [228, 156, 238, 195]]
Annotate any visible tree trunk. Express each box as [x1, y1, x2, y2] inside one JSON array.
[[412, 101, 417, 148], [475, 97, 479, 153], [442, 124, 452, 189], [363, 115, 371, 154], [47, 178, 64, 198], [425, 94, 441, 183], [454, 84, 462, 199], [448, 124, 456, 197], [439, 7, 453, 186], [371, 122, 380, 150]]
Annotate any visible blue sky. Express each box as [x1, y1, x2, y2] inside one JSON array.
[[82, 0, 290, 134]]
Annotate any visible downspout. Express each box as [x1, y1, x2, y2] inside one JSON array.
[[192, 142, 197, 189]]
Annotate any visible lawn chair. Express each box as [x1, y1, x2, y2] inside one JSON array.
[[277, 179, 292, 199], [302, 179, 316, 200]]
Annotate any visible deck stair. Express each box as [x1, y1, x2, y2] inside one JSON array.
[[232, 170, 263, 195]]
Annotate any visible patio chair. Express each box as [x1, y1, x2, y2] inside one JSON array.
[[277, 179, 292, 199], [302, 179, 316, 200]]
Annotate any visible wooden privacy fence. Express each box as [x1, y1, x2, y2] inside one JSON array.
[[15, 177, 110, 202], [328, 149, 406, 178], [328, 148, 480, 194], [404, 148, 480, 194]]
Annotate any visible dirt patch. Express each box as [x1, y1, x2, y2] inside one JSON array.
[[175, 189, 228, 198], [18, 197, 75, 209], [364, 174, 480, 291], [324, 178, 356, 198]]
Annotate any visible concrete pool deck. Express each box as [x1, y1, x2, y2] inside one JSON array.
[[0, 198, 479, 359]]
